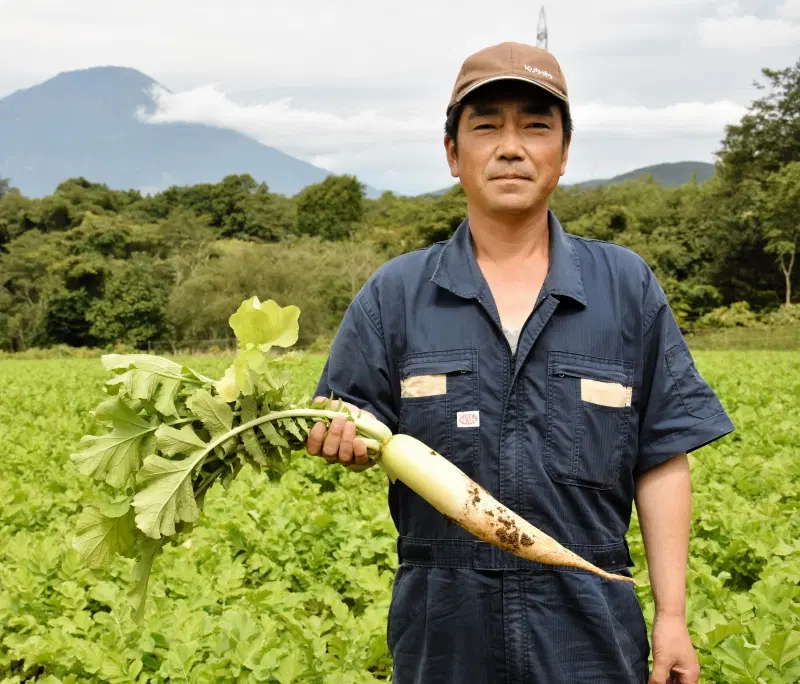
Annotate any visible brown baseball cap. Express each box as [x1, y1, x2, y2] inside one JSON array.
[[447, 42, 569, 115]]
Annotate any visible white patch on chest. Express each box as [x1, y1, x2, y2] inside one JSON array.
[[456, 411, 480, 427]]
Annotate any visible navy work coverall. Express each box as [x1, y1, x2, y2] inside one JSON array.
[[315, 212, 735, 683]]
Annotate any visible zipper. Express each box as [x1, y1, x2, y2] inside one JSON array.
[[477, 290, 547, 383]]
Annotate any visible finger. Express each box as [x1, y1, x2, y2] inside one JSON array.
[[322, 415, 346, 459], [338, 420, 356, 465], [649, 662, 671, 684], [306, 421, 327, 455], [353, 436, 368, 465], [677, 665, 700, 684]]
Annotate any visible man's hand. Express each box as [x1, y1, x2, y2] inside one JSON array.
[[649, 614, 700, 683], [306, 396, 377, 472]]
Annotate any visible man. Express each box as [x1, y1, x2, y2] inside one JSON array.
[[306, 42, 734, 684]]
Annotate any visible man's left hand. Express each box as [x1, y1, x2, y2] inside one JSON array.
[[649, 614, 700, 684]]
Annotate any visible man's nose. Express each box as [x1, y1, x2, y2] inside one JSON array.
[[496, 126, 525, 161]]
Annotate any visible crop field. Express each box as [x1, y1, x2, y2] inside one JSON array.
[[1, 351, 799, 683]]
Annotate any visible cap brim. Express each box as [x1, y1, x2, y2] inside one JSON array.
[[451, 75, 568, 112]]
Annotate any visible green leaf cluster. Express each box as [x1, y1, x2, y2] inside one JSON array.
[[67, 296, 343, 622]]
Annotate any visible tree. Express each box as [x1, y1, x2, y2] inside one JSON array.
[[705, 58, 800, 310], [87, 254, 171, 347], [295, 174, 365, 240], [54, 177, 140, 215], [0, 178, 8, 200], [0, 229, 65, 350], [716, 58, 800, 185], [154, 208, 220, 287], [566, 204, 637, 242], [125, 174, 293, 242], [752, 162, 800, 306], [167, 237, 387, 347]]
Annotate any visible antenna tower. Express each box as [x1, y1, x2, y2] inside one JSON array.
[[536, 7, 548, 50]]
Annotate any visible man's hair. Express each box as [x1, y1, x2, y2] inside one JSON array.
[[444, 82, 573, 152]]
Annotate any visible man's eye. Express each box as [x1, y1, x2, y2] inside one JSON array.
[[474, 123, 495, 130], [527, 122, 549, 129]]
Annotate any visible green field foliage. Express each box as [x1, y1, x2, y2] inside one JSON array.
[[1, 351, 799, 683]]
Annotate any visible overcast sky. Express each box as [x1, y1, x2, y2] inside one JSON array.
[[1, 0, 798, 195]]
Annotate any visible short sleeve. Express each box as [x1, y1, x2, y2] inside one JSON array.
[[636, 301, 735, 474], [314, 289, 398, 433]]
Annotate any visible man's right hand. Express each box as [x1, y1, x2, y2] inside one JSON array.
[[306, 396, 378, 472]]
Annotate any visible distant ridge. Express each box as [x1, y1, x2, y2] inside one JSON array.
[[569, 161, 716, 189], [0, 66, 381, 198]]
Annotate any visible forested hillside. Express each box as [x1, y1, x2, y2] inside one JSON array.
[[569, 161, 716, 188], [1, 59, 798, 353]]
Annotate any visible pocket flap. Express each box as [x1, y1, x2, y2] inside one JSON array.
[[399, 353, 475, 399], [549, 351, 635, 386], [400, 357, 474, 378], [551, 361, 630, 385]]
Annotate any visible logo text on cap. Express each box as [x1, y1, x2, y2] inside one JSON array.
[[524, 64, 553, 80]]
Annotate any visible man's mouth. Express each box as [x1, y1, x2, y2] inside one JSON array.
[[491, 173, 531, 180]]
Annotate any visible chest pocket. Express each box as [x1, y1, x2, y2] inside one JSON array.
[[545, 351, 635, 490], [397, 349, 479, 477]]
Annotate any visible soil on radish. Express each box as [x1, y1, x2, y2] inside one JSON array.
[[496, 526, 520, 548]]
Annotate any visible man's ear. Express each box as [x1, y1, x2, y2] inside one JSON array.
[[445, 135, 459, 179], [560, 135, 571, 177]]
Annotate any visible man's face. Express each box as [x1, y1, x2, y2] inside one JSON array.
[[445, 87, 570, 218]]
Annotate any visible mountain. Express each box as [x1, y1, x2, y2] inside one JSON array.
[[423, 161, 716, 197], [0, 66, 380, 198], [567, 161, 716, 189]]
